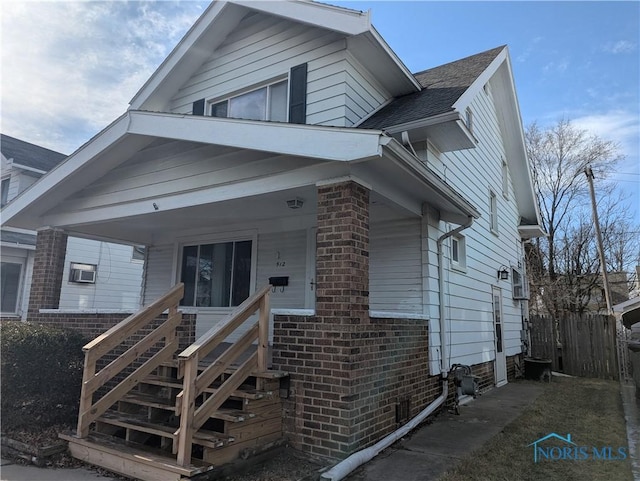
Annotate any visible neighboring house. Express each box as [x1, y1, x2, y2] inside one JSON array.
[[2, 0, 544, 465], [1, 134, 144, 319]]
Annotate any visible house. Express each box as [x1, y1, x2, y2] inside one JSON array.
[[1, 134, 144, 319], [1, 0, 544, 476]]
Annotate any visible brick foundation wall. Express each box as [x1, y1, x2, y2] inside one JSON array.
[[28, 229, 68, 315], [273, 314, 442, 459], [506, 353, 524, 381], [471, 360, 495, 393]]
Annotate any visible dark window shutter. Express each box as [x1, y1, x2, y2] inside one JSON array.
[[288, 63, 307, 124], [192, 98, 205, 116]]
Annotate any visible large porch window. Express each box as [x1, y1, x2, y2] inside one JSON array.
[[180, 240, 252, 308]]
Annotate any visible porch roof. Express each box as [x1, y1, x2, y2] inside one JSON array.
[[1, 111, 479, 245]]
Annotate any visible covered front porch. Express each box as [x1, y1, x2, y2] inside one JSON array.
[[5, 111, 480, 464], [9, 111, 477, 338]]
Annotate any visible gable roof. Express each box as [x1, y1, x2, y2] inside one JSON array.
[[130, 0, 420, 112], [359, 46, 505, 130], [1, 134, 67, 173]]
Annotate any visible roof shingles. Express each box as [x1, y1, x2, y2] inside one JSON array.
[[359, 46, 505, 130], [1, 134, 67, 172]]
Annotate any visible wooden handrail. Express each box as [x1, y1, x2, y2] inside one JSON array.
[[175, 284, 271, 466], [76, 284, 184, 438]]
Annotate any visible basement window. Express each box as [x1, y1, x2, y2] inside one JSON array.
[[69, 263, 97, 284]]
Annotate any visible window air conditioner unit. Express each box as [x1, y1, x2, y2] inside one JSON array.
[[70, 265, 97, 284]]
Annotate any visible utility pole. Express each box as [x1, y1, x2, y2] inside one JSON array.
[[585, 166, 613, 315]]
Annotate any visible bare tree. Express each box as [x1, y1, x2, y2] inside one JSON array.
[[525, 119, 638, 318]]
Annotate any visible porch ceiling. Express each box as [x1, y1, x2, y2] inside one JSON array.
[[2, 111, 479, 246], [55, 186, 411, 246]]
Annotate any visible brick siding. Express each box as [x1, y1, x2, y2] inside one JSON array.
[[273, 314, 441, 459]]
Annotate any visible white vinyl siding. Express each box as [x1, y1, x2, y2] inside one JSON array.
[[59, 238, 143, 310], [143, 243, 175, 304], [369, 218, 422, 313], [52, 141, 322, 214], [427, 82, 525, 369], [169, 12, 390, 127], [255, 230, 307, 310]]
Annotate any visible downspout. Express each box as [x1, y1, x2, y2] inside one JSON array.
[[437, 216, 474, 376], [320, 215, 474, 481]]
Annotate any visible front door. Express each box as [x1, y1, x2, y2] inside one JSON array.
[[492, 286, 507, 386]]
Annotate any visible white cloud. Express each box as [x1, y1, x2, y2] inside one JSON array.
[[1, 1, 207, 154], [516, 36, 543, 63], [603, 40, 637, 54], [572, 110, 639, 159], [542, 59, 569, 74]]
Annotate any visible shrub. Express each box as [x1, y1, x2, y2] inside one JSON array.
[[0, 321, 87, 430]]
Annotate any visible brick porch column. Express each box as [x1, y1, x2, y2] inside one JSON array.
[[274, 179, 372, 459], [315, 180, 370, 323], [28, 228, 68, 315]]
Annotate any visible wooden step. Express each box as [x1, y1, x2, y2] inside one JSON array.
[[121, 392, 175, 411], [120, 392, 256, 422], [96, 411, 234, 449], [60, 431, 212, 481], [161, 360, 288, 379], [142, 375, 270, 400]]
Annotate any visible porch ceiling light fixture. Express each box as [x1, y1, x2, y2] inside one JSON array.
[[286, 197, 304, 209], [498, 266, 509, 280]]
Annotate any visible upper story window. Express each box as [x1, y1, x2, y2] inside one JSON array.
[[1, 178, 10, 207], [180, 240, 252, 308], [512, 266, 528, 299], [132, 245, 146, 262], [489, 189, 498, 235], [465, 107, 473, 134], [192, 63, 307, 124], [210, 80, 288, 122], [451, 234, 467, 271], [502, 158, 509, 199]]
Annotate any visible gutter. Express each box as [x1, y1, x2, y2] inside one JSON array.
[[321, 215, 475, 481]]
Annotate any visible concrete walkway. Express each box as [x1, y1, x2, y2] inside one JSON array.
[[345, 381, 544, 481], [0, 458, 119, 481]]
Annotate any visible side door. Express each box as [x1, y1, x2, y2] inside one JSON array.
[[492, 286, 507, 386]]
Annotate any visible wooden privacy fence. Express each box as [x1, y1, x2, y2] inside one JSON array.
[[530, 313, 618, 379]]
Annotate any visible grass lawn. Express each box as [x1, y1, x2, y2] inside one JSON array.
[[439, 376, 633, 481]]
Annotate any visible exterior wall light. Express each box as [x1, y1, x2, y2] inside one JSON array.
[[498, 266, 510, 280], [286, 197, 304, 209]]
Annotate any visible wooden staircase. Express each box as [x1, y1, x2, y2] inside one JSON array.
[[61, 284, 288, 481]]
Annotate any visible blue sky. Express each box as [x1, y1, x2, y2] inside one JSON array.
[[1, 0, 638, 221]]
